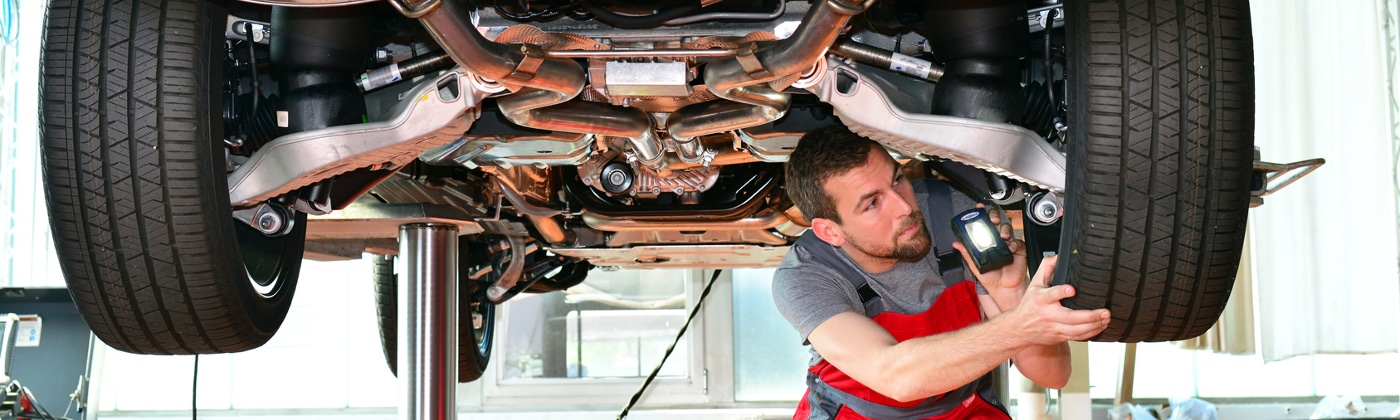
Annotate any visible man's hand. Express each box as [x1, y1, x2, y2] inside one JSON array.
[[951, 204, 1027, 293], [1004, 256, 1112, 345]]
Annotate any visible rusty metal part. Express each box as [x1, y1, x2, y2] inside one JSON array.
[[406, 0, 582, 94]]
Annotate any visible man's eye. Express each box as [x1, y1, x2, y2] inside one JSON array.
[[866, 198, 878, 211]]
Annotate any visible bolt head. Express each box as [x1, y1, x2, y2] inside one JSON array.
[[256, 212, 280, 233]]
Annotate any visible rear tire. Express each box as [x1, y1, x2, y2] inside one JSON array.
[[1055, 0, 1255, 342], [41, 0, 305, 354], [373, 254, 495, 382]]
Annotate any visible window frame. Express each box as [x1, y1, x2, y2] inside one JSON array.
[[472, 268, 736, 409]]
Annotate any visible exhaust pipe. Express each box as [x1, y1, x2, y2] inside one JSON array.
[[667, 0, 868, 141], [400, 0, 663, 167], [493, 176, 575, 246]]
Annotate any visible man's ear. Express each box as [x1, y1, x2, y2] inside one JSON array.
[[810, 218, 846, 247]]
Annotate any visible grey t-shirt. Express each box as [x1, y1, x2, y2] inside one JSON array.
[[772, 179, 981, 350]]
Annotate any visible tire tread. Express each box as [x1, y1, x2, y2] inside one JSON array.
[[42, 0, 296, 354], [1061, 0, 1253, 342]]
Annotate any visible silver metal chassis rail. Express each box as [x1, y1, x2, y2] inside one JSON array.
[[228, 69, 489, 209], [806, 57, 1068, 193], [398, 223, 460, 420]]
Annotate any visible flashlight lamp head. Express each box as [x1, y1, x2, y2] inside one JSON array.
[[951, 208, 1014, 272]]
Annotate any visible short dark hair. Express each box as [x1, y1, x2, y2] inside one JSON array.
[[785, 125, 883, 224]]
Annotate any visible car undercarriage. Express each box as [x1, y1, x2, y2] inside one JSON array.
[[41, 0, 1324, 389]]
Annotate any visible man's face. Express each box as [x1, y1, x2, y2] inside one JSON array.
[[822, 145, 932, 265]]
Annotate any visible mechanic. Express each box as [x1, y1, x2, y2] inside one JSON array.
[[772, 125, 1112, 419]]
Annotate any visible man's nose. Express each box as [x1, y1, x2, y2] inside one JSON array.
[[888, 191, 914, 218]]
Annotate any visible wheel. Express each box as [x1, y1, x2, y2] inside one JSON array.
[[1053, 0, 1255, 341], [373, 253, 495, 382], [41, 0, 306, 354]]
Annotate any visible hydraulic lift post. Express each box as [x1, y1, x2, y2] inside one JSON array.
[[398, 223, 459, 420]]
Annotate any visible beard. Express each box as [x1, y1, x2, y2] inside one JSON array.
[[847, 210, 933, 263]]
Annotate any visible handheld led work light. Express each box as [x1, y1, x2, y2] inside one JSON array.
[[951, 208, 1014, 272]]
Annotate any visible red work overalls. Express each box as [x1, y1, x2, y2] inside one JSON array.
[[793, 281, 1010, 420]]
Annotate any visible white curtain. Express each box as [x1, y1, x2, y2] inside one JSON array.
[[1178, 227, 1255, 355], [1250, 0, 1400, 362], [0, 0, 63, 288]]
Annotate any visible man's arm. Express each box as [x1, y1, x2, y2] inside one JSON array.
[[807, 267, 1109, 403], [807, 311, 1022, 403], [954, 205, 1082, 389], [978, 269, 1075, 389]]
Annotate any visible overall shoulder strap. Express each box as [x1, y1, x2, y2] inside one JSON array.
[[793, 233, 887, 315], [924, 180, 967, 281]]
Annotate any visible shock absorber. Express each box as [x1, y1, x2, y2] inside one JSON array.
[[917, 0, 1030, 200], [918, 0, 1029, 121], [269, 5, 379, 213], [270, 5, 376, 133]]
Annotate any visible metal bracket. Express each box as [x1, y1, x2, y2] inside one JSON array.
[[735, 44, 774, 79], [806, 57, 1067, 192], [227, 69, 487, 209], [226, 16, 271, 44], [1251, 148, 1326, 208], [232, 203, 295, 237], [509, 44, 547, 82], [388, 0, 442, 19]]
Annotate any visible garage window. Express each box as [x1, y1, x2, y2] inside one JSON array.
[[731, 268, 807, 401], [481, 268, 715, 407], [498, 269, 690, 380]]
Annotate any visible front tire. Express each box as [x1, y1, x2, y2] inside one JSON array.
[[1055, 0, 1255, 342], [41, 0, 305, 354]]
